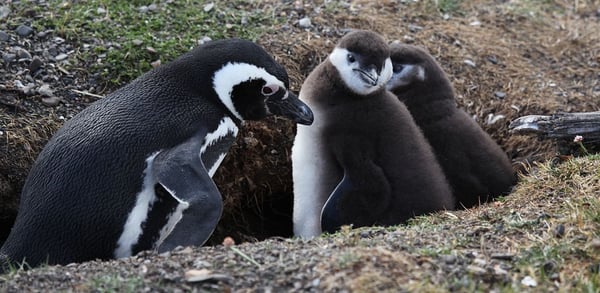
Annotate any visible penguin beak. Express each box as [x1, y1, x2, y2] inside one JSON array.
[[266, 90, 314, 125], [353, 67, 379, 87]]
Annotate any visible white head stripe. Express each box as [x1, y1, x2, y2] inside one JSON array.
[[213, 62, 286, 121]]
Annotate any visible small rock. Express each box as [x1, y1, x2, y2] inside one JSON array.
[[148, 4, 158, 11], [486, 113, 505, 125], [203, 3, 214, 12], [146, 46, 157, 54], [2, 53, 16, 63], [37, 84, 54, 97], [589, 238, 600, 250], [490, 253, 514, 261], [464, 59, 476, 67], [132, 39, 143, 46], [222, 236, 235, 246], [0, 31, 9, 42], [42, 96, 61, 106], [466, 265, 486, 275], [494, 91, 506, 99], [487, 55, 498, 64], [15, 24, 34, 37], [54, 37, 65, 45], [469, 20, 481, 26], [138, 5, 149, 13], [521, 276, 537, 287], [554, 224, 565, 238], [97, 7, 106, 14], [441, 254, 457, 264], [197, 36, 212, 45], [29, 56, 44, 73], [408, 24, 423, 32], [0, 6, 11, 20], [17, 48, 32, 60], [151, 59, 161, 68], [493, 265, 508, 275], [298, 17, 311, 28], [184, 269, 232, 283], [55, 53, 68, 61]]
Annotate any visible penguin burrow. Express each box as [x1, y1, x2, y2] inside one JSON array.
[[386, 42, 516, 209], [291, 30, 454, 238], [0, 38, 313, 271]]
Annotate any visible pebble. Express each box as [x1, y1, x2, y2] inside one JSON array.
[[494, 91, 506, 99], [37, 84, 54, 97], [15, 24, 34, 37], [440, 254, 457, 264], [17, 48, 32, 60], [464, 59, 476, 67], [55, 53, 68, 61], [0, 6, 10, 20], [203, 3, 215, 12], [29, 56, 44, 73], [132, 39, 143, 46], [138, 5, 149, 13], [554, 224, 565, 238], [2, 53, 16, 63], [521, 276, 537, 287], [198, 36, 212, 45], [466, 265, 486, 275], [42, 96, 61, 106], [298, 17, 311, 28], [0, 30, 9, 42]]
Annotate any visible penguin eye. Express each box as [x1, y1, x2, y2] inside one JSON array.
[[347, 54, 356, 63], [393, 64, 405, 73], [261, 84, 279, 96]]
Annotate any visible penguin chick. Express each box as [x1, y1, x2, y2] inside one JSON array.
[[386, 43, 516, 209], [292, 30, 454, 238], [0, 39, 313, 272]]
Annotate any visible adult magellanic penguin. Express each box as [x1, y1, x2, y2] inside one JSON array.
[[0, 39, 313, 272], [386, 42, 516, 209], [291, 30, 454, 238]]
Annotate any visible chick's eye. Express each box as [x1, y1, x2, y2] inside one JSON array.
[[393, 64, 405, 73], [347, 54, 356, 63]]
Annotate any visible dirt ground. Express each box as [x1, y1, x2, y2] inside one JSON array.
[[0, 0, 599, 291]]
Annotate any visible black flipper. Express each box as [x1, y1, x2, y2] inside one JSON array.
[[320, 134, 392, 233], [152, 128, 223, 252], [320, 174, 352, 234]]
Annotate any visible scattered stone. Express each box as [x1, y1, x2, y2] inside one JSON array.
[[203, 2, 215, 12], [222, 236, 235, 246], [198, 36, 212, 45], [554, 224, 565, 238], [54, 37, 65, 45], [408, 24, 423, 32], [589, 238, 600, 250], [17, 48, 32, 60], [37, 84, 54, 97], [55, 53, 68, 61], [487, 55, 498, 64], [521, 276, 537, 287], [494, 91, 506, 99], [2, 53, 17, 63], [41, 96, 61, 106], [148, 4, 158, 11], [486, 113, 505, 125], [0, 30, 9, 42], [29, 56, 44, 73], [469, 20, 481, 26], [132, 39, 143, 46], [466, 265, 486, 275], [151, 59, 161, 68], [184, 269, 232, 283], [493, 265, 508, 275], [97, 7, 106, 14], [464, 59, 476, 67], [138, 5, 149, 13], [0, 5, 11, 20], [440, 254, 457, 264], [15, 24, 34, 37], [298, 17, 312, 28], [490, 253, 514, 261]]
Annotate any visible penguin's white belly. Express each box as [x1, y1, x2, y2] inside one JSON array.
[[292, 110, 339, 238]]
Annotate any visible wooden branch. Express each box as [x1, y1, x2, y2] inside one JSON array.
[[509, 111, 600, 142]]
